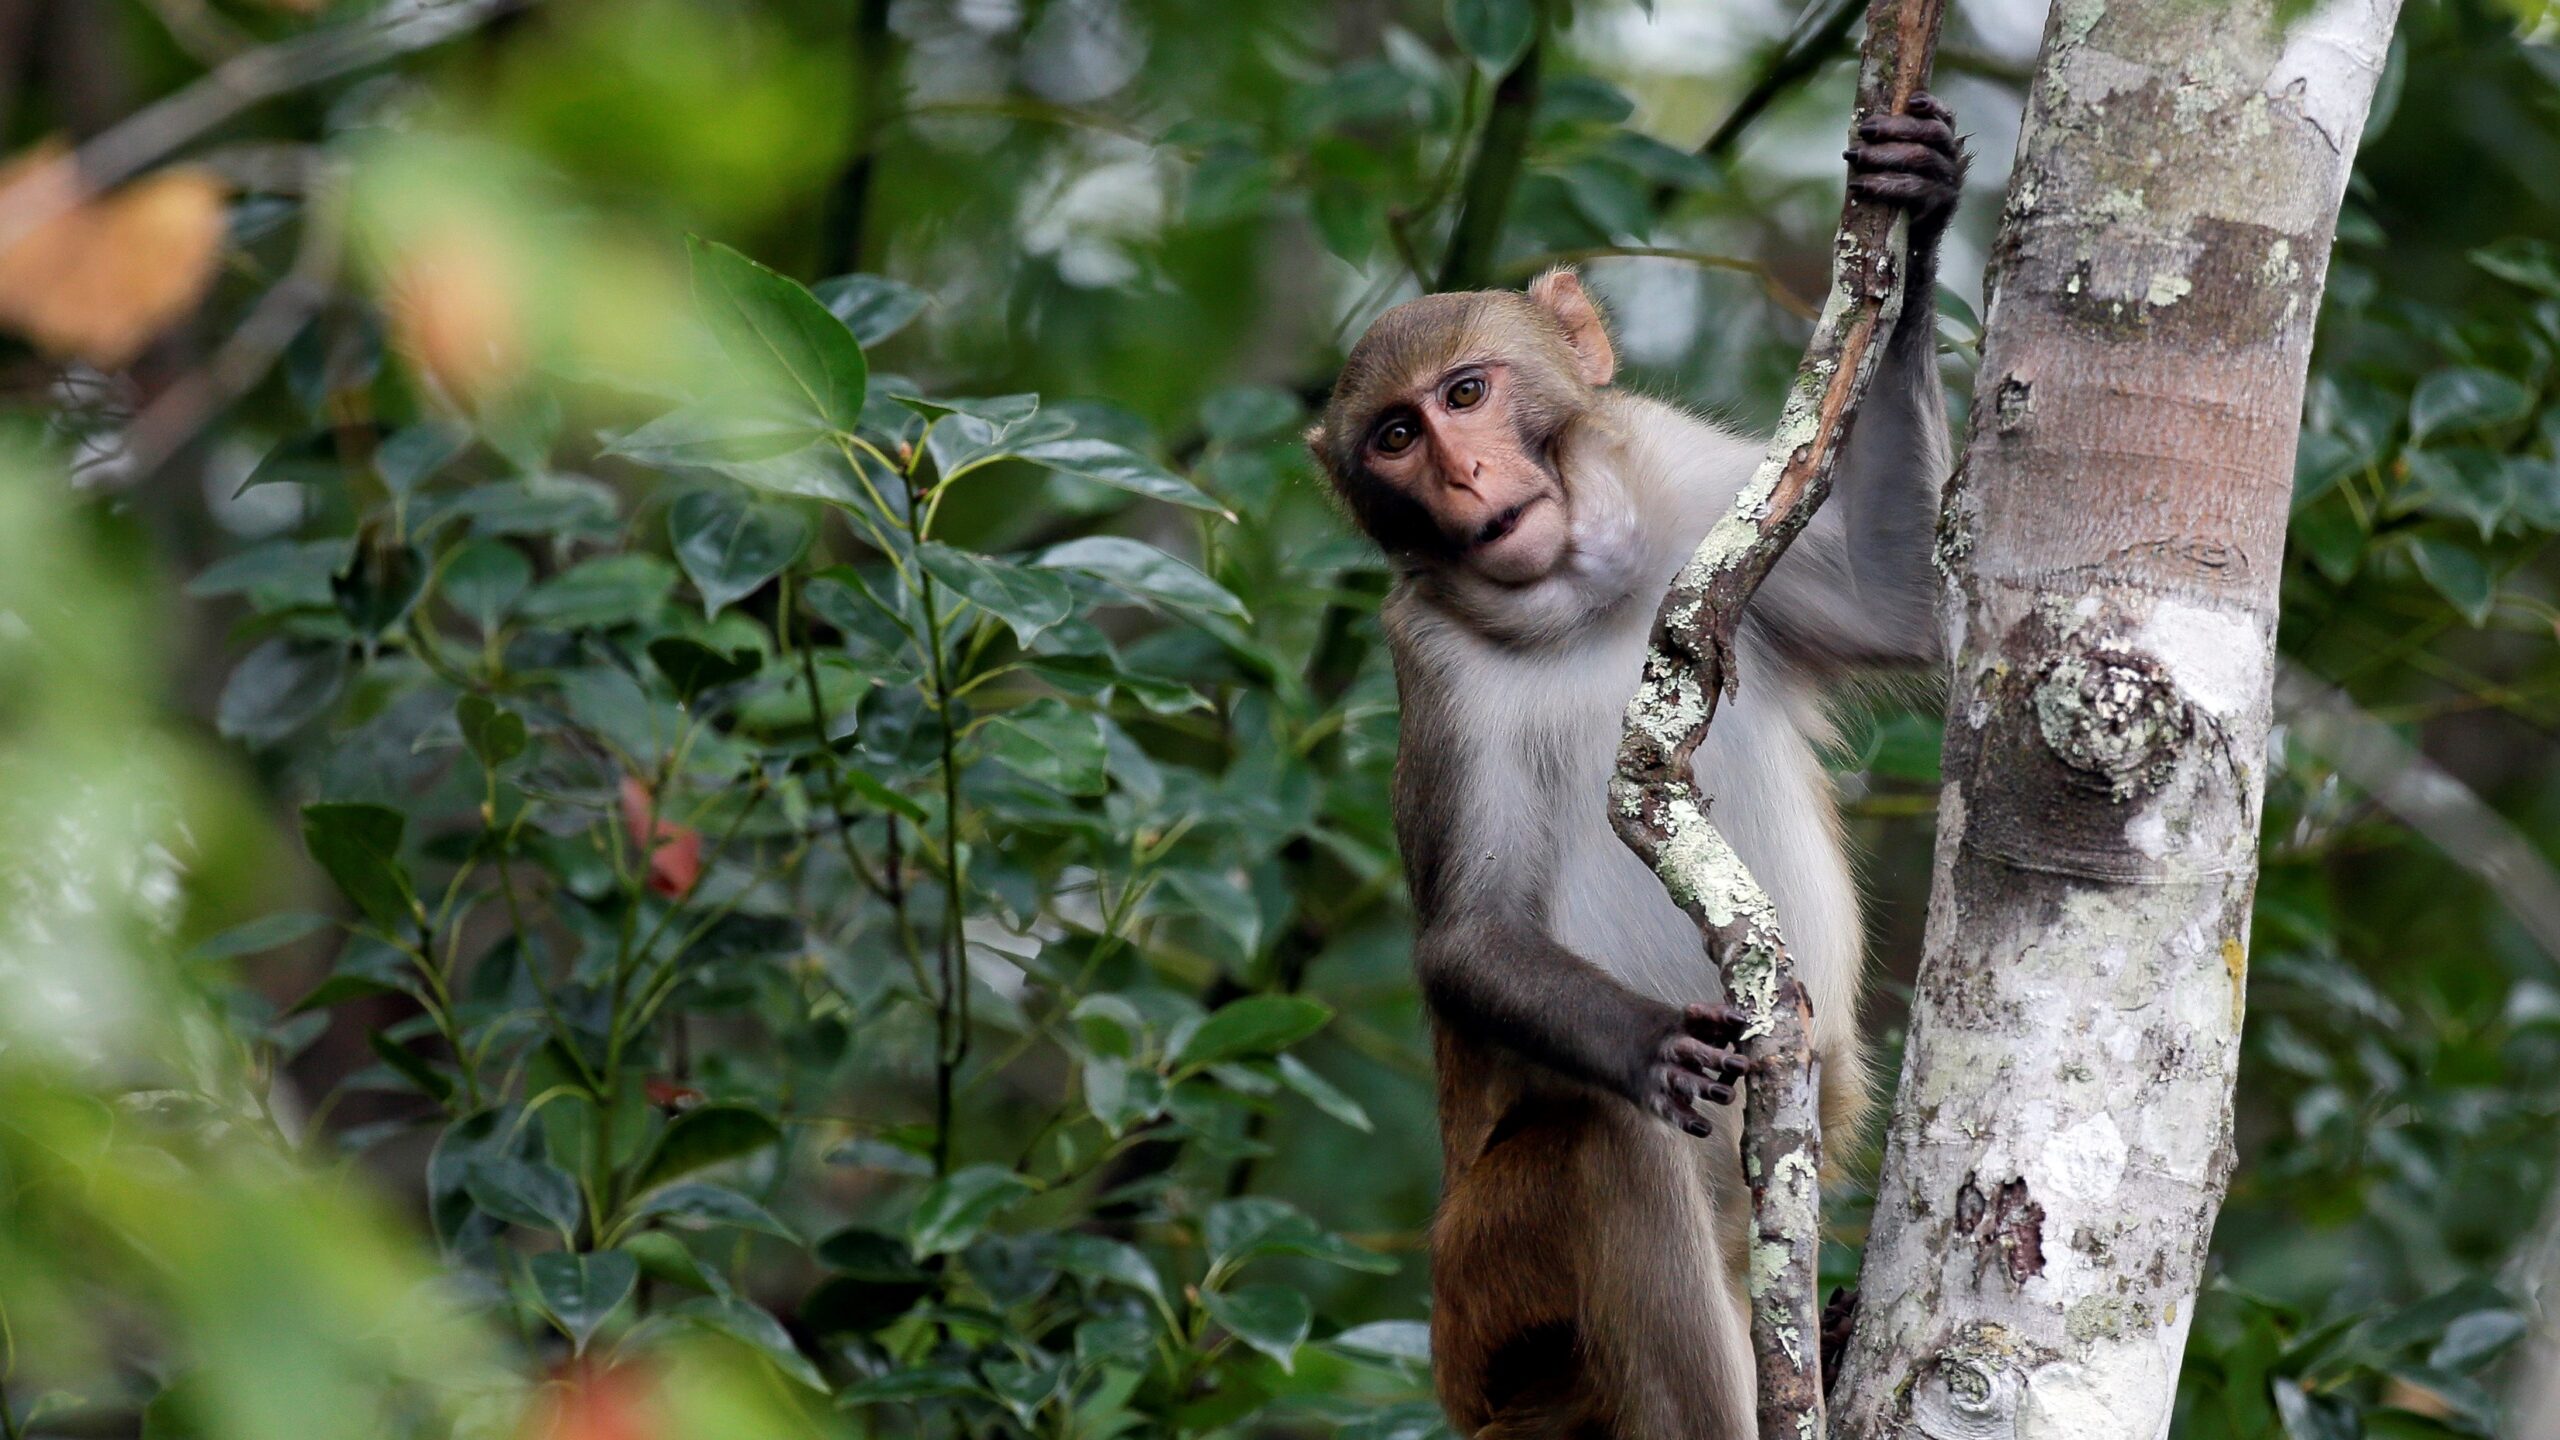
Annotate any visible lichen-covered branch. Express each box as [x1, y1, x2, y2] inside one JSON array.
[[1829, 1, 2404, 1435], [1607, 3, 1945, 1435]]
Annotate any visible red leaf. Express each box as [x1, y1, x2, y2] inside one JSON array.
[[524, 1360, 659, 1440], [619, 776, 703, 899]]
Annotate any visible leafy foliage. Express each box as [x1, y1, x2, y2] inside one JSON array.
[[1, 1, 2557, 1438]]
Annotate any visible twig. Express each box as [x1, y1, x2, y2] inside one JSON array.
[[1607, 1, 1946, 1436], [1498, 245, 1818, 321], [113, 159, 343, 483], [1, 0, 529, 252], [1435, 12, 1547, 293]]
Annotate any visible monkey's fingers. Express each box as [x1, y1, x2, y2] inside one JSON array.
[[1680, 1000, 1748, 1046], [1844, 141, 1961, 186], [1649, 1073, 1716, 1138], [1856, 113, 1957, 156], [1820, 1286, 1860, 1396], [1663, 1039, 1748, 1104], [1849, 171, 1957, 213], [1903, 90, 1954, 124]]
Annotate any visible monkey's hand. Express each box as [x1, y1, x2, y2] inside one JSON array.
[[1821, 1286, 1859, 1396], [1641, 1002, 1752, 1138], [1846, 90, 1967, 249]]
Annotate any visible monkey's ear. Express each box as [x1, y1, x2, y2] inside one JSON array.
[[1527, 268, 1615, 387]]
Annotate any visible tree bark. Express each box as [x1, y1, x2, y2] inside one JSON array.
[[1832, 1, 2402, 1435]]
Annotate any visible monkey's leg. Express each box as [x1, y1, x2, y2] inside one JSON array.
[[1576, 1108, 1757, 1440], [1431, 1093, 1602, 1440]]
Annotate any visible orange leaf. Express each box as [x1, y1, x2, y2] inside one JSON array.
[[384, 220, 525, 403], [0, 142, 229, 368], [523, 1360, 660, 1440], [618, 775, 703, 899]]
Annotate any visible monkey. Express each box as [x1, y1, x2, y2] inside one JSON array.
[[1306, 96, 1965, 1440]]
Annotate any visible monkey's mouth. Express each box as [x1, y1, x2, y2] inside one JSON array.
[[1471, 498, 1542, 549]]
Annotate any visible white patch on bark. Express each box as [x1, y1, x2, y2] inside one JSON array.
[[2137, 601, 2264, 718]]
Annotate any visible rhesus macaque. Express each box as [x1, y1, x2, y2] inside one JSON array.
[[1307, 97, 1965, 1439]]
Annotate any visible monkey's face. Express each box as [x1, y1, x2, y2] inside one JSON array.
[[1352, 359, 1573, 585], [1313, 275, 1616, 588]]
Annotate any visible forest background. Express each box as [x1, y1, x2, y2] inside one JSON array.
[[3, 1, 2559, 1437]]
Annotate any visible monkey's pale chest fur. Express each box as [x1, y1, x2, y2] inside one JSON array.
[[1399, 397, 1864, 1028]]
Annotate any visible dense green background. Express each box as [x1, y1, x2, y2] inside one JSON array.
[[2, 1, 2558, 1436]]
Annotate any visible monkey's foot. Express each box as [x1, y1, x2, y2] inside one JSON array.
[[1846, 90, 1967, 227], [1645, 1002, 1751, 1139], [1821, 1286, 1859, 1396]]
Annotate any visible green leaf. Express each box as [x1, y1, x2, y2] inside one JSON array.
[[2402, 448, 2516, 538], [2292, 429, 2367, 509], [918, 543, 1075, 646], [1070, 994, 1146, 1059], [2407, 536, 2496, 626], [668, 488, 812, 617], [2471, 237, 2560, 296], [519, 554, 677, 628], [441, 539, 532, 631], [365, 1029, 453, 1101], [907, 1164, 1036, 1257], [216, 638, 346, 745], [301, 802, 418, 931], [2429, 1309, 2526, 1371], [463, 1155, 583, 1238], [1328, 1319, 1432, 1367], [1035, 536, 1250, 621], [2408, 368, 2533, 440], [837, 1367, 981, 1405], [605, 401, 821, 468], [1052, 1233, 1166, 1305], [631, 1105, 782, 1196], [191, 910, 334, 961], [664, 1296, 827, 1390], [892, 392, 1040, 431], [455, 694, 528, 769], [331, 535, 427, 637], [689, 237, 868, 433], [1014, 437, 1229, 516], [983, 1353, 1065, 1425], [1156, 868, 1262, 966], [1204, 1195, 1395, 1273], [1203, 1284, 1312, 1371], [1199, 385, 1303, 445], [980, 698, 1108, 795], [1447, 0, 1536, 69], [376, 422, 473, 496], [648, 635, 764, 701], [628, 1181, 799, 1242], [813, 273, 930, 346], [1178, 994, 1332, 1067], [187, 538, 344, 610], [1275, 1054, 1372, 1132], [529, 1250, 638, 1352]]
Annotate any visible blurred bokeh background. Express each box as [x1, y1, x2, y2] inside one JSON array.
[[2, 0, 2558, 1435]]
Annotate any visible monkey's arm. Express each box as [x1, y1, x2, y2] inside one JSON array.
[[1753, 95, 1965, 673], [1415, 913, 1748, 1136]]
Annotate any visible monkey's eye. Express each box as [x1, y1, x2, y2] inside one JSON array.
[[1374, 418, 1419, 455], [1445, 374, 1487, 410]]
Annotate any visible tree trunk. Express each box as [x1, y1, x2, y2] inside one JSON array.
[[1831, 1, 2402, 1435]]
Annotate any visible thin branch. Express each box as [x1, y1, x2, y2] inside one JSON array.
[[1435, 17, 1547, 293], [113, 160, 345, 484], [821, 0, 902, 275], [1, 0, 529, 251], [1701, 0, 1867, 161], [1498, 245, 1819, 321], [1608, 1, 1946, 1436]]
